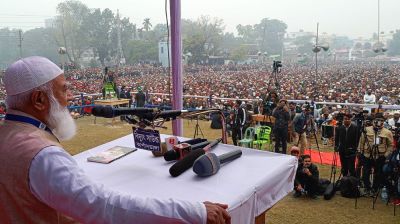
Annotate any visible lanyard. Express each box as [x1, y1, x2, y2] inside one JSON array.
[[5, 114, 52, 133]]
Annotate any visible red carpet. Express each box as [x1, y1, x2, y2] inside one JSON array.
[[304, 149, 341, 167]]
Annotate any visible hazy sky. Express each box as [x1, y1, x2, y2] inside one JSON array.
[[1, 0, 399, 38]]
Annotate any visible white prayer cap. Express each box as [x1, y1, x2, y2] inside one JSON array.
[[4, 56, 63, 96]]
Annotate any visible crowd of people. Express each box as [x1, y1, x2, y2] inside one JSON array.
[[2, 62, 399, 107]]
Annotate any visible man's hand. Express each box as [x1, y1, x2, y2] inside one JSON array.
[[303, 168, 311, 176], [283, 105, 289, 112], [204, 201, 231, 224], [296, 184, 303, 191]]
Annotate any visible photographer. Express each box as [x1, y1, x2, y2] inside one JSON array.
[[272, 99, 290, 154], [293, 155, 320, 199], [335, 113, 358, 177], [358, 113, 394, 195], [293, 105, 312, 155], [262, 91, 278, 116]]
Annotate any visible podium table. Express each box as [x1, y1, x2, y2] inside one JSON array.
[[94, 99, 130, 106], [73, 134, 297, 224], [251, 114, 275, 125]]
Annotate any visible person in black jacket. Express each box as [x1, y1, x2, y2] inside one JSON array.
[[272, 99, 290, 154], [231, 100, 247, 146], [294, 155, 320, 199], [335, 113, 358, 177], [135, 86, 146, 108]]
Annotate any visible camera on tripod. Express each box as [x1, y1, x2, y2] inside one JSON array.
[[263, 100, 274, 116], [273, 61, 282, 73]]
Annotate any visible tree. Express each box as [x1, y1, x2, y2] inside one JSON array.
[[22, 28, 60, 63], [230, 45, 248, 61], [126, 40, 157, 63], [86, 8, 115, 66], [236, 24, 257, 43], [354, 42, 362, 49], [254, 18, 287, 55], [0, 28, 20, 68], [388, 30, 400, 56], [363, 42, 372, 50], [294, 35, 314, 55], [55, 0, 91, 66], [143, 18, 152, 32], [181, 16, 225, 64], [330, 36, 353, 50]]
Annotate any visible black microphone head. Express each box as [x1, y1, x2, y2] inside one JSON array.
[[193, 153, 220, 177], [92, 106, 113, 118], [164, 150, 179, 161], [169, 149, 205, 177]]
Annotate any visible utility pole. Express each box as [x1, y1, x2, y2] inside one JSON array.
[[18, 29, 23, 58], [116, 9, 125, 66]]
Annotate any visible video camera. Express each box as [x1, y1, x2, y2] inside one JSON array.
[[263, 100, 275, 116], [273, 61, 282, 73]]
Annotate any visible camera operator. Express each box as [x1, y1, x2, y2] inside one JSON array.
[[293, 155, 320, 199], [262, 91, 278, 116], [335, 113, 358, 177], [358, 113, 394, 195], [272, 99, 290, 154], [293, 105, 312, 155]]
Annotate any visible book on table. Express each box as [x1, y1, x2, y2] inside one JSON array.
[[87, 146, 137, 164]]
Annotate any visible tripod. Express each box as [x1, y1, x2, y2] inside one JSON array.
[[326, 149, 342, 199], [193, 116, 204, 138], [355, 126, 386, 209], [297, 117, 323, 164]]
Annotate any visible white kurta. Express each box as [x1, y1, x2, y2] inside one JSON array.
[[29, 146, 206, 224]]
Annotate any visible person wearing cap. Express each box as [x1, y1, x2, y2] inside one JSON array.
[[0, 56, 230, 224], [363, 90, 376, 114], [292, 105, 312, 155], [358, 113, 394, 195], [387, 111, 400, 129]]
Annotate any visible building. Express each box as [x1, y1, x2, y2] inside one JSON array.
[[158, 41, 171, 67]]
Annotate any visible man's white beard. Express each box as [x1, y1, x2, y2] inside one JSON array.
[[46, 94, 77, 141]]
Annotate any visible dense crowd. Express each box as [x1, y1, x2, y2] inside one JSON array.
[[1, 62, 400, 107]]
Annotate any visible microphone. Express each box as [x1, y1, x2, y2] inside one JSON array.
[[169, 138, 222, 177], [193, 150, 242, 177], [164, 141, 210, 161], [141, 110, 188, 120], [92, 106, 158, 118]]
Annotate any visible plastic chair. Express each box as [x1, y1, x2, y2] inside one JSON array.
[[239, 127, 255, 148], [253, 126, 272, 150]]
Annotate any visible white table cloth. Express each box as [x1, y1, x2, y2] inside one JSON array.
[[73, 134, 297, 224]]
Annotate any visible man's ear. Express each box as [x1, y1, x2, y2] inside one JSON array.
[[31, 91, 49, 111]]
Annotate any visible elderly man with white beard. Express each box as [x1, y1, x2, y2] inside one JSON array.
[[0, 56, 230, 224]]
